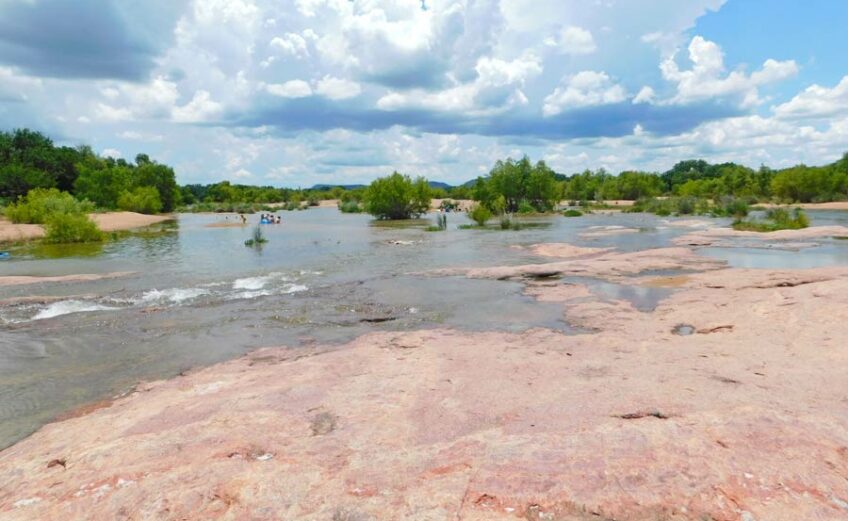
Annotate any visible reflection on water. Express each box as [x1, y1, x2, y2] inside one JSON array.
[[1, 208, 847, 448]]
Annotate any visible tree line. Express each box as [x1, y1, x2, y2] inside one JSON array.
[[1, 129, 178, 213]]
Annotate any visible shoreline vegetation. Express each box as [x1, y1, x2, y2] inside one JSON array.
[[3, 128, 848, 243]]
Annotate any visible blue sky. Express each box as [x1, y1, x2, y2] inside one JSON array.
[[0, 0, 846, 186]]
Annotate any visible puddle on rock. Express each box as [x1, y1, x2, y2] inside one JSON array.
[[672, 324, 695, 336]]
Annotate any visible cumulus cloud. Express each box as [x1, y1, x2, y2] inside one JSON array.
[[660, 36, 798, 107], [773, 76, 848, 120], [265, 80, 313, 98], [633, 86, 656, 105], [377, 54, 541, 115], [269, 33, 311, 59], [173, 90, 223, 122], [544, 26, 597, 55], [543, 71, 627, 116], [315, 76, 362, 100]]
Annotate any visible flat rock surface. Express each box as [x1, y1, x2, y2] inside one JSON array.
[[0, 271, 136, 287], [2, 259, 848, 520]]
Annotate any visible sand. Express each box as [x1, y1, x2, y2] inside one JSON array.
[[0, 212, 172, 243], [2, 243, 848, 520]]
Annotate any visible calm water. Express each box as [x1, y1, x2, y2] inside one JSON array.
[[1, 208, 846, 448]]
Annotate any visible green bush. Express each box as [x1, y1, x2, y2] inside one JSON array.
[[5, 188, 94, 224], [244, 225, 268, 247], [469, 204, 492, 226], [733, 207, 809, 232], [517, 200, 536, 214], [364, 172, 431, 220], [563, 209, 583, 217], [43, 212, 103, 243], [117, 186, 163, 214], [338, 200, 363, 213], [713, 196, 750, 218]]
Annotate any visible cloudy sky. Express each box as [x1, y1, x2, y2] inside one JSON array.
[[1, 0, 846, 186]]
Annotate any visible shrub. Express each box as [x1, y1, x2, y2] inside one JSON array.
[[733, 207, 809, 232], [244, 225, 268, 247], [713, 196, 749, 218], [5, 188, 93, 224], [563, 209, 583, 217], [43, 212, 103, 243], [117, 186, 163, 214], [338, 200, 363, 213], [469, 204, 492, 226], [517, 200, 536, 214], [364, 172, 431, 220]]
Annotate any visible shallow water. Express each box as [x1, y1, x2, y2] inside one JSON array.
[[1, 208, 846, 448]]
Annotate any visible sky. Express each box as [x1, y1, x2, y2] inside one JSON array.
[[1, 0, 847, 187]]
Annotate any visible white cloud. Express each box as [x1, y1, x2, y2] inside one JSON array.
[[118, 131, 164, 142], [543, 71, 627, 116], [774, 76, 848, 120], [172, 90, 223, 122], [315, 75, 361, 100], [265, 80, 313, 98], [101, 148, 122, 159], [95, 76, 179, 122], [660, 36, 798, 106], [377, 54, 541, 115], [269, 33, 310, 58], [233, 168, 253, 179], [633, 86, 656, 104], [545, 26, 597, 55]]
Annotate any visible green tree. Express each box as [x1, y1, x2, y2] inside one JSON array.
[[117, 186, 163, 214], [133, 161, 178, 211], [74, 159, 131, 208], [477, 156, 559, 212], [363, 172, 431, 219]]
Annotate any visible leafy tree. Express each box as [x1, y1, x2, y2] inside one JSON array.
[[133, 161, 178, 211], [74, 159, 131, 208], [0, 163, 55, 199], [118, 186, 163, 214], [476, 156, 559, 212], [364, 172, 431, 219]]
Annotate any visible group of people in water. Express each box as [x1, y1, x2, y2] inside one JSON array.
[[260, 213, 282, 224]]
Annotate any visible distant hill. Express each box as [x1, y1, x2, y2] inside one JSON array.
[[428, 181, 452, 190], [309, 184, 366, 190]]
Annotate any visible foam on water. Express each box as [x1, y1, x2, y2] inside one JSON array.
[[33, 301, 117, 321], [4, 272, 312, 324], [232, 273, 288, 290], [140, 287, 210, 304]]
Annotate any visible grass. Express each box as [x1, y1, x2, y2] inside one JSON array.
[[244, 225, 269, 247], [732, 208, 809, 232], [425, 213, 448, 232], [562, 209, 583, 217]]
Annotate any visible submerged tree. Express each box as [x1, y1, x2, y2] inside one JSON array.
[[474, 156, 559, 213], [363, 172, 431, 219]]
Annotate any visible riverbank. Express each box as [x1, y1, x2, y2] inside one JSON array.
[[0, 212, 173, 243], [2, 237, 847, 520]]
